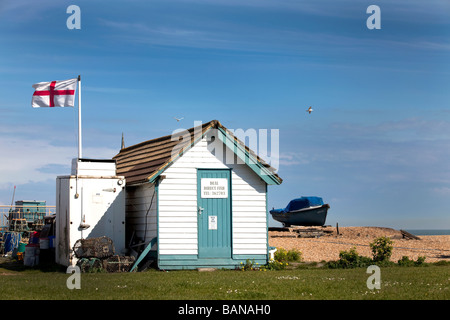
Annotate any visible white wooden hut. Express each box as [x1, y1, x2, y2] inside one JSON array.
[[113, 120, 282, 270]]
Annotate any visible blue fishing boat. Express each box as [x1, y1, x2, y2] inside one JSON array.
[[270, 196, 330, 227]]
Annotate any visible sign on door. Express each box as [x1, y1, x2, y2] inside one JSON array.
[[200, 178, 228, 198], [208, 216, 217, 230]]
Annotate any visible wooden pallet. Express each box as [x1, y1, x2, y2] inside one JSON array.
[[269, 226, 335, 238], [293, 228, 325, 238]]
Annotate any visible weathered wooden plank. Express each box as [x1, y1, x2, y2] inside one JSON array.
[[400, 229, 421, 240]]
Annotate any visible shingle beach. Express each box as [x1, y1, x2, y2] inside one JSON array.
[[269, 226, 450, 263]]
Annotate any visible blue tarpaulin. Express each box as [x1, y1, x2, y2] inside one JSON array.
[[271, 197, 324, 214], [3, 232, 22, 253]]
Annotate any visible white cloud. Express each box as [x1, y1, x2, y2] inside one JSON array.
[[83, 86, 143, 94], [433, 187, 450, 196], [0, 136, 117, 190], [278, 152, 311, 166], [0, 0, 69, 23]]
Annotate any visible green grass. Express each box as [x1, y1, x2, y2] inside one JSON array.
[[0, 259, 448, 300]]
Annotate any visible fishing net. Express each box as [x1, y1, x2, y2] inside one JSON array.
[[73, 236, 115, 259]]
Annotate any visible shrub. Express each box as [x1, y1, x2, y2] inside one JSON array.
[[340, 247, 372, 268], [370, 236, 394, 262], [326, 247, 371, 269], [274, 248, 287, 262], [286, 249, 302, 262], [263, 260, 288, 271], [259, 248, 302, 271], [433, 260, 450, 266], [397, 256, 427, 267], [324, 238, 431, 269], [397, 256, 414, 267], [274, 248, 302, 263], [415, 256, 426, 265], [240, 259, 256, 271]]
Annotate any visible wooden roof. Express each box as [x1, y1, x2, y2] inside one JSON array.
[[113, 120, 282, 185]]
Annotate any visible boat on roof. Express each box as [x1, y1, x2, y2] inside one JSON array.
[[270, 196, 330, 227]]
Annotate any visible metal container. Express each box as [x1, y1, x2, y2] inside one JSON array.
[[55, 159, 126, 267]]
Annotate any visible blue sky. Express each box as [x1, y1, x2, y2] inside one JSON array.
[[0, 0, 449, 229]]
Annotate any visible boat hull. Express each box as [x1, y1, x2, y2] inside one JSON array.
[[270, 204, 329, 227]]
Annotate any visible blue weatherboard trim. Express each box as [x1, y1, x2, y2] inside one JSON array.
[[158, 255, 268, 261], [158, 255, 268, 270]]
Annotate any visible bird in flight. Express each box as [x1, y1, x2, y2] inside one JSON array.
[[173, 117, 184, 122], [306, 106, 313, 114]]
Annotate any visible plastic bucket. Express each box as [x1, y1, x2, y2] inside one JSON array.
[[39, 238, 49, 249], [25, 245, 36, 255], [24, 244, 39, 267], [18, 242, 26, 253], [24, 245, 36, 266]]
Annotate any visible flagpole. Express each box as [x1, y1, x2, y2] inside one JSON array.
[[77, 75, 82, 159]]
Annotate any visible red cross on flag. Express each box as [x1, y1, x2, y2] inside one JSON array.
[[32, 78, 78, 108]]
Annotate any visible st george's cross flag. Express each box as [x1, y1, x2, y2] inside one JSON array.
[[32, 78, 78, 108]]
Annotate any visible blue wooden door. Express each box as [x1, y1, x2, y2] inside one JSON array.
[[197, 169, 232, 258]]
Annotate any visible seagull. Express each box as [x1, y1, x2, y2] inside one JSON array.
[[173, 117, 184, 122], [306, 106, 313, 114]]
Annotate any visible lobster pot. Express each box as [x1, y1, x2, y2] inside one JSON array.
[[55, 159, 126, 267], [103, 255, 136, 273], [73, 236, 115, 259], [75, 255, 135, 273], [77, 258, 103, 273]]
